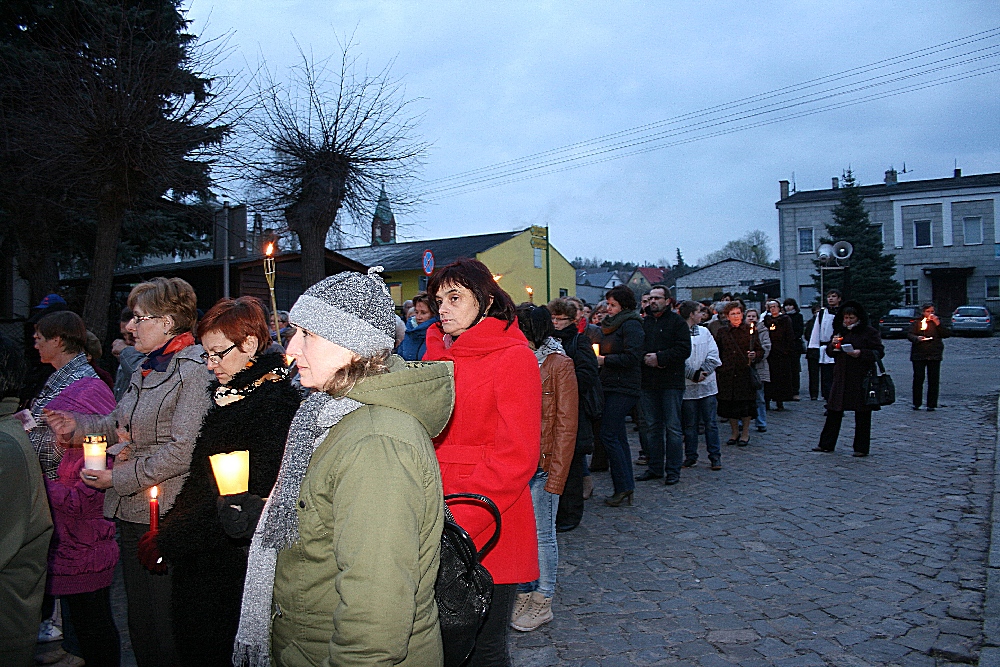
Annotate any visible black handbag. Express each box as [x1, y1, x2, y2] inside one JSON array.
[[862, 358, 896, 407], [748, 365, 763, 391], [436, 493, 501, 667]]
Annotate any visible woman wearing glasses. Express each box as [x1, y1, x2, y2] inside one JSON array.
[[157, 297, 300, 666], [46, 277, 213, 667]]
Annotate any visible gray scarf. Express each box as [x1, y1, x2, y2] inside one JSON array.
[[533, 337, 564, 366], [233, 391, 363, 667]]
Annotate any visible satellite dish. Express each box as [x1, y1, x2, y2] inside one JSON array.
[[833, 241, 854, 260], [817, 243, 835, 264]]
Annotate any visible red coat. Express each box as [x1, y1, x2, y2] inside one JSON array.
[[425, 317, 541, 584]]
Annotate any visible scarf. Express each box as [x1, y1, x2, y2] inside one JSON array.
[[233, 391, 364, 667], [533, 337, 564, 366], [141, 332, 196, 377], [600, 309, 642, 335]]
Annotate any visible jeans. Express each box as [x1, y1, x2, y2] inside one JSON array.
[[818, 409, 873, 454], [117, 520, 177, 667], [640, 387, 685, 478], [682, 396, 721, 460], [467, 583, 517, 667], [600, 392, 638, 493], [912, 360, 941, 408], [754, 387, 767, 428], [519, 471, 558, 598]]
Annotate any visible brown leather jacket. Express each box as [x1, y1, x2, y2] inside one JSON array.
[[539, 353, 578, 495]]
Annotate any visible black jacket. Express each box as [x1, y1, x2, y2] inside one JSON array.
[[640, 309, 692, 391], [157, 353, 301, 667], [597, 311, 644, 396], [553, 326, 600, 448], [907, 318, 949, 361]]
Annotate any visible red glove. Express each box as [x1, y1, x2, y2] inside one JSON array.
[[137, 530, 167, 573]]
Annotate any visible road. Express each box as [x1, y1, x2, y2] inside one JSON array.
[[511, 335, 1000, 666]]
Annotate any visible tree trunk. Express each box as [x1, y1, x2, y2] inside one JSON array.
[[14, 212, 59, 306], [296, 221, 332, 291], [82, 202, 124, 339]]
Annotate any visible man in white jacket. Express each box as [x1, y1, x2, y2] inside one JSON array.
[[807, 289, 842, 401], [679, 301, 723, 470]]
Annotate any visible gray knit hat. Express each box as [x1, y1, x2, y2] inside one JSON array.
[[288, 268, 397, 356]]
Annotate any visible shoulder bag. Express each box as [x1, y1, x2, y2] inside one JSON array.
[[437, 493, 501, 667], [862, 357, 896, 407]]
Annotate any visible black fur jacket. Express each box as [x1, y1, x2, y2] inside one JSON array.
[[157, 352, 300, 666]]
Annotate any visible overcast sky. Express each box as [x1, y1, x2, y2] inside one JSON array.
[[185, 1, 1000, 266]]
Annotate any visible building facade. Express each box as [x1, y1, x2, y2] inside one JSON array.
[[674, 258, 780, 303], [776, 169, 1000, 315]]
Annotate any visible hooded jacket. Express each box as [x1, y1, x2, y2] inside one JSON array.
[[425, 316, 541, 585], [397, 316, 438, 361], [271, 357, 453, 667], [826, 301, 885, 412]]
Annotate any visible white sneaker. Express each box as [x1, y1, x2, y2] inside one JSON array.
[[510, 592, 531, 623], [37, 619, 63, 642], [510, 591, 552, 632]]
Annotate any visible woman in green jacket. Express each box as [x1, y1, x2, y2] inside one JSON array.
[[234, 270, 454, 667]]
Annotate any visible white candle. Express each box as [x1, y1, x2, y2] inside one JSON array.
[[592, 343, 600, 357], [209, 450, 250, 496], [83, 434, 107, 471]]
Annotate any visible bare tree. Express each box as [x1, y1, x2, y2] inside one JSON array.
[[241, 42, 427, 288], [699, 229, 775, 267]]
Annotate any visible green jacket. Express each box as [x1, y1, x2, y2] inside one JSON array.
[[0, 397, 53, 659], [272, 358, 454, 667]]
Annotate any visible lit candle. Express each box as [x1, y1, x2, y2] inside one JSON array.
[[149, 486, 159, 531], [592, 343, 600, 357], [209, 450, 250, 496], [83, 434, 107, 471]]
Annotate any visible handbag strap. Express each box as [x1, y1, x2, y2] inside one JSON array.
[[444, 493, 502, 561], [874, 357, 887, 376]]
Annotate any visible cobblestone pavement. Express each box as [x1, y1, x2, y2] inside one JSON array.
[[511, 336, 1000, 667]]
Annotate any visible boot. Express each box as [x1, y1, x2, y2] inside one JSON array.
[[510, 592, 531, 623], [582, 476, 594, 500], [511, 591, 553, 632]]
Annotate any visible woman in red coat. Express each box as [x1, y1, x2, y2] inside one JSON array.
[[424, 258, 541, 667]]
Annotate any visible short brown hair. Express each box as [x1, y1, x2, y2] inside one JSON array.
[[722, 301, 744, 317], [547, 297, 577, 320], [322, 350, 392, 398], [605, 285, 637, 311], [427, 258, 516, 328], [412, 292, 432, 308], [84, 331, 102, 360], [35, 311, 87, 355], [198, 297, 270, 355], [128, 277, 198, 335]]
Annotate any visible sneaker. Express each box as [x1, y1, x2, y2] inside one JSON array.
[[511, 592, 531, 623], [511, 591, 552, 632], [635, 453, 649, 466], [682, 458, 697, 468], [37, 619, 63, 643], [709, 457, 722, 471]]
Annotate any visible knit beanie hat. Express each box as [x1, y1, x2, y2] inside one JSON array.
[[289, 268, 397, 356]]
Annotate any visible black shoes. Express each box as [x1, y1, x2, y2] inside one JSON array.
[[664, 475, 680, 486], [682, 458, 697, 468], [635, 470, 662, 482], [812, 446, 834, 452], [555, 522, 579, 533], [757, 426, 767, 433], [605, 490, 633, 507], [709, 457, 722, 471], [852, 452, 868, 457]]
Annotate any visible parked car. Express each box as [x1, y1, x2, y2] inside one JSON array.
[[879, 306, 920, 339], [951, 306, 994, 336]]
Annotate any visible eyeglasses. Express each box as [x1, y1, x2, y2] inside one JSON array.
[[131, 313, 163, 324], [200, 344, 238, 364], [551, 316, 571, 323]]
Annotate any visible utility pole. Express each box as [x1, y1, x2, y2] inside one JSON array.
[[222, 201, 230, 298], [545, 225, 551, 303]]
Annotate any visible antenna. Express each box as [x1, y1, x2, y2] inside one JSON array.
[[791, 171, 797, 194], [900, 162, 911, 174]]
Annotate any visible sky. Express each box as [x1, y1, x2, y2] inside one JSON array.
[[184, 1, 1000, 266]]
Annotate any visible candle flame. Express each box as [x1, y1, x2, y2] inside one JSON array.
[[492, 274, 502, 282], [920, 318, 928, 331], [525, 286, 533, 295], [265, 243, 274, 257], [285, 354, 295, 367], [150, 486, 158, 500]]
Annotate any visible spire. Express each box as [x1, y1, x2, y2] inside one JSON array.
[[371, 185, 396, 246]]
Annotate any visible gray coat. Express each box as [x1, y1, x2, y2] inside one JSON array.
[[78, 345, 212, 523]]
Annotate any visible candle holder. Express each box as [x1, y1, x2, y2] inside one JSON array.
[[264, 243, 283, 346], [209, 450, 250, 496], [83, 434, 107, 470]]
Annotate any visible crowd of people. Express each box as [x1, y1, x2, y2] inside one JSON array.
[[0, 260, 952, 667]]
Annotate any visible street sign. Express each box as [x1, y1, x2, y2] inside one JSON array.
[[530, 238, 548, 249], [530, 225, 547, 238], [422, 249, 435, 275]]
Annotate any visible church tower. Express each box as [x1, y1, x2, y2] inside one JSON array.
[[371, 186, 396, 246]]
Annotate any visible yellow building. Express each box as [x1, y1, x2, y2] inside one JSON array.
[[339, 227, 576, 307]]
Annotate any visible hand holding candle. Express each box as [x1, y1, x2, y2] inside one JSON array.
[[210, 450, 250, 496], [83, 434, 108, 470]]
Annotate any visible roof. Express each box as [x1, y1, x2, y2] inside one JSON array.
[[634, 267, 666, 283], [681, 257, 780, 276], [576, 270, 623, 288], [338, 229, 525, 272], [109, 249, 367, 277], [777, 172, 1000, 206]]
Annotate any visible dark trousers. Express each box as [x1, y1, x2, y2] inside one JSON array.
[[640, 387, 685, 478], [117, 520, 177, 667], [912, 360, 941, 409], [807, 354, 821, 399], [556, 450, 587, 528], [818, 409, 873, 454], [600, 392, 638, 494], [64, 588, 121, 667], [467, 582, 517, 667], [820, 364, 834, 401], [791, 353, 803, 397], [633, 402, 649, 457]]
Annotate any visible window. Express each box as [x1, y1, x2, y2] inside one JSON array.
[[559, 288, 569, 297], [964, 216, 983, 245], [872, 223, 884, 244], [903, 279, 919, 305], [913, 220, 932, 248], [797, 228, 814, 253], [533, 248, 542, 268], [988, 277, 1000, 300]]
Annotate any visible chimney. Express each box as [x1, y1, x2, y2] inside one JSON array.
[[884, 168, 897, 185], [954, 168, 962, 178], [779, 180, 790, 200], [832, 177, 839, 189]]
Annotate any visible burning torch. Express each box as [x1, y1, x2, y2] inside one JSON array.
[[264, 243, 283, 346]]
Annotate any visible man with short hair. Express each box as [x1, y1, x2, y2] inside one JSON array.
[[807, 289, 843, 401], [636, 285, 691, 485]]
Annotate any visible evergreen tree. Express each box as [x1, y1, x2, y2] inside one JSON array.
[[813, 170, 902, 319]]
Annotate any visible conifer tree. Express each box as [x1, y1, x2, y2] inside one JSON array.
[[813, 170, 902, 320]]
